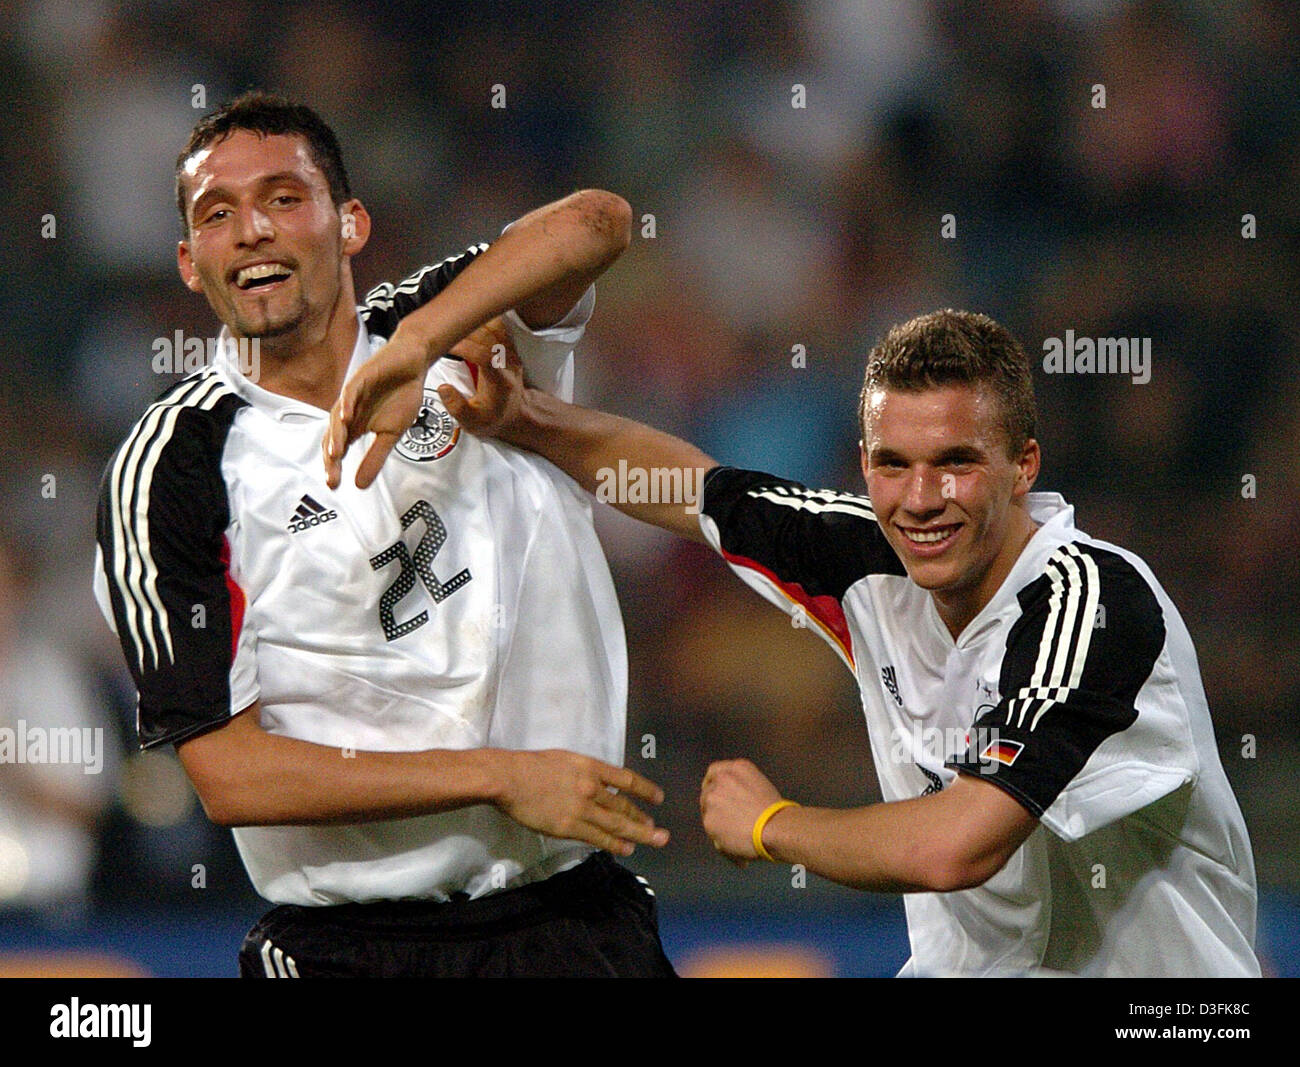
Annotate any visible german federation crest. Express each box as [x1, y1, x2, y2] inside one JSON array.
[[396, 389, 460, 462]]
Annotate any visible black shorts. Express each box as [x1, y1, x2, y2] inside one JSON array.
[[238, 853, 677, 978]]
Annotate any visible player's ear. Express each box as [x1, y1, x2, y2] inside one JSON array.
[[177, 240, 204, 294], [1014, 438, 1041, 496], [859, 440, 870, 486], [339, 199, 370, 256]]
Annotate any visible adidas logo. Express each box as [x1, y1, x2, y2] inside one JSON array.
[[881, 665, 903, 707], [287, 494, 339, 534]]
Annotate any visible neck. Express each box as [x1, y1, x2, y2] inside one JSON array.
[[241, 288, 360, 412], [933, 505, 1038, 640]]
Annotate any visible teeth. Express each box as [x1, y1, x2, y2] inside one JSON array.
[[237, 263, 291, 288], [904, 527, 956, 544]]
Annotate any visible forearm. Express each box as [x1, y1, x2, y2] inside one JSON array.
[[179, 722, 503, 827], [177, 706, 667, 853], [760, 799, 965, 894], [758, 782, 1033, 894], [504, 389, 717, 542], [393, 189, 630, 360]]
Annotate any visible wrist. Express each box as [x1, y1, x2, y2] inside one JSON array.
[[501, 387, 555, 452], [451, 747, 512, 808], [752, 799, 800, 862], [391, 318, 447, 372]]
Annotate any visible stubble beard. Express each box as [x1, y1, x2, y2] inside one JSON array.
[[229, 291, 310, 342]]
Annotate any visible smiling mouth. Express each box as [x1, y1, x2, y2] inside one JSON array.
[[899, 523, 962, 546], [233, 263, 294, 291]]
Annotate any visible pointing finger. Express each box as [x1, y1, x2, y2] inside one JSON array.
[[355, 432, 399, 490], [582, 804, 669, 849]]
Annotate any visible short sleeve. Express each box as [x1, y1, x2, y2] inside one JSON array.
[[360, 247, 592, 402], [95, 384, 258, 749], [948, 541, 1190, 840], [501, 284, 594, 402], [698, 466, 904, 671]]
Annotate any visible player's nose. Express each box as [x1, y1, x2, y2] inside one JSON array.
[[233, 203, 275, 246], [901, 466, 946, 516]]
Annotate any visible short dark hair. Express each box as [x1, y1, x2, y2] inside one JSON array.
[[175, 90, 351, 233], [858, 309, 1036, 458]]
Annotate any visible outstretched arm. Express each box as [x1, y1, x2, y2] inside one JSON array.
[[424, 321, 718, 543], [176, 701, 669, 856], [325, 189, 631, 490], [699, 758, 1036, 893]]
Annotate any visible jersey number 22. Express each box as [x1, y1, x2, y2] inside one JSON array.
[[369, 500, 472, 641]]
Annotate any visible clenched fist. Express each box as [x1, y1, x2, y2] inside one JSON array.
[[699, 758, 784, 863]]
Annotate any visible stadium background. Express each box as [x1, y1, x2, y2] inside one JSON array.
[[0, 0, 1295, 977]]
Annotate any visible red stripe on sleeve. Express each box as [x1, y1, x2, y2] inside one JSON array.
[[220, 535, 246, 662], [720, 549, 855, 669]]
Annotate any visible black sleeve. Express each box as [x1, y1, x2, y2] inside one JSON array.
[[702, 466, 904, 593], [947, 542, 1166, 818], [96, 383, 251, 749], [699, 466, 904, 667], [358, 243, 489, 340]]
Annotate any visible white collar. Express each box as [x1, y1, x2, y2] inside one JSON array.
[[930, 491, 1076, 648]]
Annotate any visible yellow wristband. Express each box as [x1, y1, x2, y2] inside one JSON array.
[[752, 799, 800, 862]]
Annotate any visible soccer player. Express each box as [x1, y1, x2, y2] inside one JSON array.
[[335, 308, 1260, 977], [93, 92, 676, 977]]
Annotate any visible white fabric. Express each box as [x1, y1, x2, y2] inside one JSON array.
[[95, 294, 626, 905], [703, 492, 1259, 977]]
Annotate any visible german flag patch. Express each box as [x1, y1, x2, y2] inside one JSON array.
[[980, 738, 1025, 767]]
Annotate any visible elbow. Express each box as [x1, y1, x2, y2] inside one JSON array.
[[926, 862, 992, 894], [194, 785, 241, 827], [186, 768, 257, 827], [174, 708, 271, 828], [923, 844, 1010, 894], [570, 188, 632, 261]]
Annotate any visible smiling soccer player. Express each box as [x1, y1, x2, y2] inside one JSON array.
[[359, 306, 1260, 977], [94, 92, 676, 978]]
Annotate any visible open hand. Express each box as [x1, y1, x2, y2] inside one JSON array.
[[495, 748, 669, 856], [436, 318, 528, 440], [323, 328, 431, 490]]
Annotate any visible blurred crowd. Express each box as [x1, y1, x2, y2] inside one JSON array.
[[0, 0, 1296, 919]]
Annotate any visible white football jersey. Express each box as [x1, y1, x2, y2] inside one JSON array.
[[700, 467, 1259, 977], [94, 249, 624, 904]]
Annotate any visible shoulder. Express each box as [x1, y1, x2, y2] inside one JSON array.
[[98, 369, 247, 515], [1018, 539, 1163, 629], [702, 466, 897, 560], [702, 466, 880, 526], [700, 465, 904, 600], [109, 369, 247, 455], [359, 244, 490, 339], [1003, 536, 1167, 691]]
